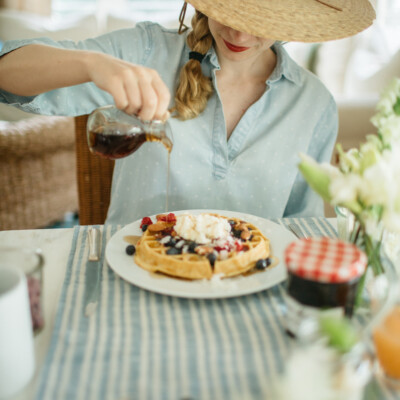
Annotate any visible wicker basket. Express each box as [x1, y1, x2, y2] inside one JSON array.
[[0, 115, 78, 230]]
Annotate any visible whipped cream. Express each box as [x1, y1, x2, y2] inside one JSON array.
[[174, 214, 232, 244]]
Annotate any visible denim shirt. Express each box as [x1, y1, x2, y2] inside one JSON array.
[[0, 22, 338, 225]]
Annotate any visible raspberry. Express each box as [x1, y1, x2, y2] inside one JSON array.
[[166, 213, 176, 223], [234, 241, 243, 252], [140, 216, 153, 228], [156, 213, 176, 223]]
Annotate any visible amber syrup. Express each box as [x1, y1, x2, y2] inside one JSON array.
[[88, 125, 172, 211]]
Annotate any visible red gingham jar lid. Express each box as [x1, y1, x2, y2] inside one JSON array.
[[284, 237, 367, 283]]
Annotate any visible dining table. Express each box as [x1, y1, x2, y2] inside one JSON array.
[[1, 215, 399, 400]]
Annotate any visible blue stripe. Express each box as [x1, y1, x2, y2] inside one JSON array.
[[99, 226, 117, 398], [256, 289, 288, 374], [231, 296, 266, 396], [206, 300, 231, 398], [245, 296, 274, 375], [49, 225, 87, 400], [193, 300, 219, 399], [165, 295, 180, 399], [113, 255, 126, 400], [34, 225, 81, 400], [316, 217, 337, 238], [213, 298, 244, 397], [155, 293, 169, 400], [183, 299, 200, 398], [127, 285, 142, 396], [142, 290, 152, 399]]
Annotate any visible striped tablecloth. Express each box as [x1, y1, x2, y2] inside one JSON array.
[[34, 218, 398, 400]]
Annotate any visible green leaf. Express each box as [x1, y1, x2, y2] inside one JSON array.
[[298, 160, 332, 202], [394, 96, 400, 116], [319, 316, 359, 353]]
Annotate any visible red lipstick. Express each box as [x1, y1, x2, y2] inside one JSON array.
[[223, 40, 249, 53]]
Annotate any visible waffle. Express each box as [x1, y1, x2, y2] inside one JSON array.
[[134, 213, 272, 280]]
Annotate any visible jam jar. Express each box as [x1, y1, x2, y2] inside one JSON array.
[[284, 237, 367, 338]]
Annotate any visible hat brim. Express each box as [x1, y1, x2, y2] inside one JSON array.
[[185, 0, 375, 42]]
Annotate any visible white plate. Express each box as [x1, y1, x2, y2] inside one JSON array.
[[106, 209, 296, 299]]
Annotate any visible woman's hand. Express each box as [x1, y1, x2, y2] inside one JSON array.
[[86, 52, 171, 121], [0, 45, 171, 121]]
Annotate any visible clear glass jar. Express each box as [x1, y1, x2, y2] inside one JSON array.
[[284, 237, 367, 338], [86, 105, 173, 159]]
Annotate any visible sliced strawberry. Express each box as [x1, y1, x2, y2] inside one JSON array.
[[214, 246, 227, 252], [140, 216, 153, 228], [234, 241, 243, 252]]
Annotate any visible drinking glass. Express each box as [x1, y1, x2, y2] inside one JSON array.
[[335, 206, 355, 242], [0, 267, 35, 398], [371, 256, 400, 389], [0, 246, 45, 334]]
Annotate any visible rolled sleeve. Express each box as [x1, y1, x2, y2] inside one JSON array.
[[0, 23, 152, 116]]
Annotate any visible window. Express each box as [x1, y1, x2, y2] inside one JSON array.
[[52, 0, 184, 23]]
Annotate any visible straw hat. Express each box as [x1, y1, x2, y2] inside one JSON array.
[[184, 0, 376, 42]]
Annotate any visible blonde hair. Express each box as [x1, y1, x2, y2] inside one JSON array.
[[173, 11, 214, 120]]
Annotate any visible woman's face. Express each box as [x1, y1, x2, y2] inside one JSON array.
[[208, 18, 275, 61]]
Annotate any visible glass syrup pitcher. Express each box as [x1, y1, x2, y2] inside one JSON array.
[[87, 105, 173, 159]]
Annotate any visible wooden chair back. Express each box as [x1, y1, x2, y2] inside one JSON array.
[[74, 115, 115, 225]]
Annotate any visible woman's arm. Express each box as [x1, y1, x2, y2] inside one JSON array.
[[0, 44, 170, 120], [0, 45, 91, 96]]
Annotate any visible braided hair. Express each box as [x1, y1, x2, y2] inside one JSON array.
[[173, 11, 214, 120]]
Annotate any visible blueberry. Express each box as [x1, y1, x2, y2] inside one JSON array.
[[266, 257, 272, 266], [167, 247, 182, 255], [141, 224, 148, 232], [232, 229, 242, 239], [188, 241, 198, 253], [166, 237, 178, 247], [255, 259, 268, 270], [228, 220, 236, 226], [207, 253, 217, 267], [126, 245, 136, 255]]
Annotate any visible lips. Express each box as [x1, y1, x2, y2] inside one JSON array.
[[223, 40, 250, 53]]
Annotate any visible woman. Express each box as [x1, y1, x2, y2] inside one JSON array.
[[0, 0, 375, 224]]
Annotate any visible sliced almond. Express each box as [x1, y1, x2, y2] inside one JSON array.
[[237, 223, 248, 231], [147, 221, 168, 232], [240, 230, 252, 241], [195, 246, 214, 256]]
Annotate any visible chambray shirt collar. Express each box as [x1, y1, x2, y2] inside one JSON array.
[[201, 42, 303, 86]]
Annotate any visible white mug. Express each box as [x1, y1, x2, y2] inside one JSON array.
[[0, 266, 35, 399]]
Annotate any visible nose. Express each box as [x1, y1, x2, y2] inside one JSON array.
[[227, 27, 253, 43]]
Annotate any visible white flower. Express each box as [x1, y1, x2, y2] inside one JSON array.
[[371, 78, 400, 147], [299, 78, 400, 236], [329, 173, 363, 205], [359, 141, 382, 172], [378, 114, 400, 144], [383, 231, 400, 264], [383, 211, 400, 234], [358, 159, 394, 206], [375, 78, 400, 116], [272, 342, 368, 400], [273, 342, 337, 400], [338, 147, 361, 173]]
